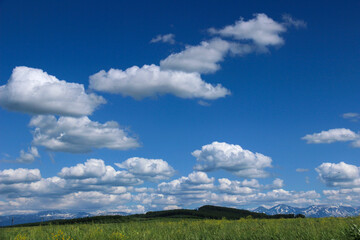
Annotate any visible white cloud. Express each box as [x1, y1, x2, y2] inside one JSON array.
[[163, 205, 181, 210], [115, 157, 175, 182], [316, 162, 360, 187], [89, 14, 302, 101], [43, 191, 132, 211], [16, 147, 40, 163], [150, 33, 175, 44], [204, 189, 320, 208], [89, 64, 230, 100], [192, 141, 272, 178], [218, 178, 283, 195], [30, 115, 139, 153], [302, 128, 358, 144], [351, 140, 360, 148], [282, 14, 307, 28], [2, 176, 67, 197], [323, 188, 360, 206], [134, 192, 179, 207], [218, 178, 257, 194], [158, 171, 215, 194], [58, 159, 143, 186], [0, 160, 142, 198], [160, 38, 251, 74], [0, 168, 41, 184], [59, 159, 107, 179], [0, 165, 324, 215], [209, 13, 286, 47], [271, 178, 284, 189], [296, 168, 309, 173], [343, 112, 360, 122], [197, 100, 211, 107], [0, 66, 105, 117]]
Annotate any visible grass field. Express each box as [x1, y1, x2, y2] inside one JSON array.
[[1, 217, 360, 240]]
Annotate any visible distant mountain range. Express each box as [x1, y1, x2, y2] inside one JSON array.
[[1, 204, 359, 227], [253, 204, 360, 218], [0, 210, 127, 227]]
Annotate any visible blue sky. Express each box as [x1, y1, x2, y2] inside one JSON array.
[[0, 0, 360, 215]]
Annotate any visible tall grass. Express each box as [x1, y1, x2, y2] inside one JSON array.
[[1, 216, 360, 240]]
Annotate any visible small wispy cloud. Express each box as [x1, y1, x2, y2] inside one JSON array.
[[282, 14, 307, 28], [296, 168, 309, 173], [198, 100, 211, 107], [150, 33, 175, 44], [342, 112, 360, 122]]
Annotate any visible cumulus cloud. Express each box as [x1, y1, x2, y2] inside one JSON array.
[[29, 115, 139, 153], [192, 142, 272, 178], [115, 157, 175, 182], [89, 64, 230, 100], [89, 14, 302, 101], [0, 164, 323, 215], [302, 128, 358, 144], [0, 168, 41, 184], [0, 66, 105, 117], [158, 171, 215, 194], [269, 178, 284, 189], [1, 160, 142, 199], [59, 159, 107, 179], [323, 188, 360, 205], [16, 147, 40, 163], [199, 189, 320, 208], [58, 159, 143, 186], [316, 162, 360, 187], [160, 38, 252, 74], [218, 178, 258, 194], [218, 178, 283, 195], [150, 33, 175, 44], [209, 13, 286, 48]]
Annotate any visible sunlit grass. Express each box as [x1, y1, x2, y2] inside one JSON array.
[[1, 216, 360, 239]]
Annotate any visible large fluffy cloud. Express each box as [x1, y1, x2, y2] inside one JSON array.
[[0, 168, 41, 184], [158, 171, 215, 195], [59, 159, 108, 179], [209, 13, 286, 47], [160, 38, 251, 74], [115, 157, 175, 182], [302, 128, 358, 144], [58, 159, 143, 186], [218, 178, 258, 195], [192, 142, 272, 178], [29, 115, 139, 153], [89, 14, 303, 101], [89, 64, 230, 100], [316, 162, 360, 187], [0, 66, 105, 116]]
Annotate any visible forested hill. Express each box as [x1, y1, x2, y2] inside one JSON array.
[[3, 205, 305, 227]]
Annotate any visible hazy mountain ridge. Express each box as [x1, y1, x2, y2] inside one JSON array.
[[254, 204, 360, 218], [0, 210, 128, 227], [1, 204, 359, 227]]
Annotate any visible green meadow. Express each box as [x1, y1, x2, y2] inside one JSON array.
[[1, 217, 360, 240]]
